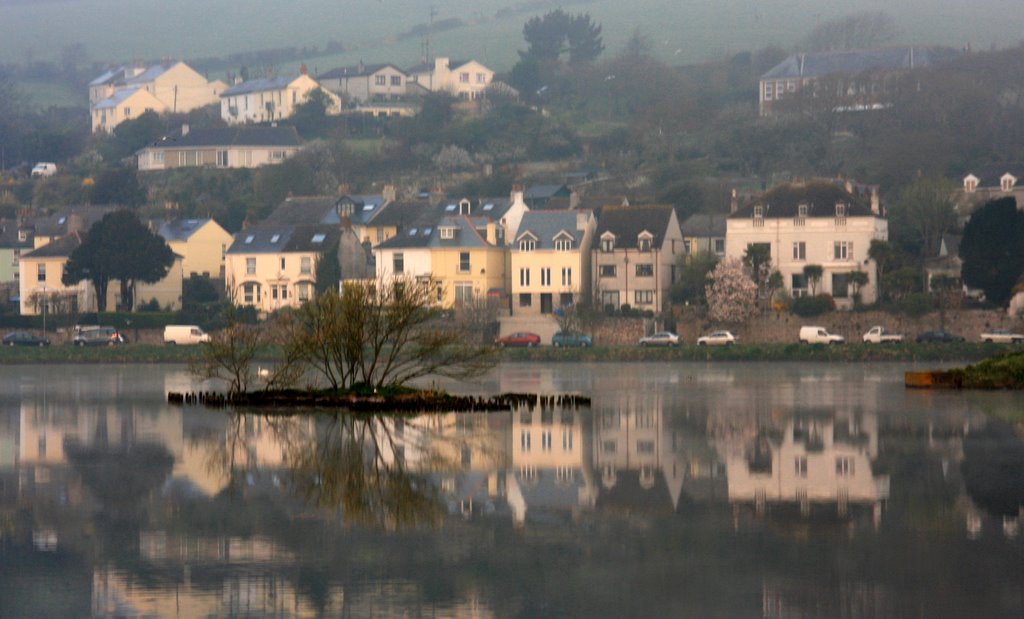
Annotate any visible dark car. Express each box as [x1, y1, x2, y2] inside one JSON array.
[[3, 331, 50, 347], [72, 326, 126, 346], [915, 330, 965, 343], [495, 331, 541, 347], [551, 331, 593, 347]]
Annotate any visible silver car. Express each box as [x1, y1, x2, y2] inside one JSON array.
[[639, 331, 681, 347], [697, 331, 736, 346]]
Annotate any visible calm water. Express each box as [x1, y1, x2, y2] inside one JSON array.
[[1, 362, 1022, 618]]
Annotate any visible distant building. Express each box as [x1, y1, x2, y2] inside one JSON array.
[[679, 213, 727, 258], [759, 47, 957, 116], [156, 218, 233, 279], [317, 62, 408, 102], [957, 164, 1024, 216], [406, 57, 494, 100], [137, 125, 302, 171], [219, 70, 341, 125]]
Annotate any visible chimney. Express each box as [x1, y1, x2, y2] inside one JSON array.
[[181, 123, 189, 136], [299, 63, 308, 76], [576, 209, 589, 232], [382, 184, 396, 203], [358, 59, 365, 73], [337, 183, 351, 196], [65, 213, 85, 236], [435, 57, 448, 73], [429, 184, 445, 206], [870, 187, 880, 215], [511, 184, 525, 207], [486, 221, 497, 245], [233, 75, 242, 85], [730, 189, 738, 214], [569, 189, 579, 210]]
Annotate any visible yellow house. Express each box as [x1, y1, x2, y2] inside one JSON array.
[[224, 224, 339, 312], [18, 232, 183, 315], [511, 210, 595, 316], [157, 218, 234, 279], [91, 88, 167, 134]]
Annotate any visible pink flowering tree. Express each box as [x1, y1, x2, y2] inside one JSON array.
[[705, 259, 758, 323]]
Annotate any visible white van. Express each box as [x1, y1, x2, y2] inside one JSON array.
[[31, 162, 57, 177], [799, 326, 845, 345], [164, 325, 210, 345]]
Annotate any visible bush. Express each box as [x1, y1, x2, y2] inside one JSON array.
[[899, 292, 934, 317], [790, 294, 834, 317]]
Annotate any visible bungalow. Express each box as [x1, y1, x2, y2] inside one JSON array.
[[220, 70, 341, 125], [137, 125, 302, 171]]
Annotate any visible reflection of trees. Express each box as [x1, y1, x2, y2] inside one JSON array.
[[962, 419, 1024, 517]]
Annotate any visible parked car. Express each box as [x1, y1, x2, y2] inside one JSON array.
[[31, 162, 57, 177], [72, 326, 125, 346], [3, 331, 50, 346], [979, 328, 1024, 344], [799, 326, 845, 344], [915, 330, 965, 343], [495, 331, 541, 347], [639, 331, 681, 347], [551, 331, 593, 347], [697, 331, 736, 346], [862, 326, 903, 344]]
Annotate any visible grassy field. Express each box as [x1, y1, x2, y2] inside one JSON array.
[[3, 0, 1022, 75]]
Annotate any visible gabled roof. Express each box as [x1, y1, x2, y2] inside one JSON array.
[[221, 75, 301, 97], [372, 197, 513, 230], [338, 194, 389, 226], [0, 221, 33, 249], [144, 126, 301, 150], [265, 196, 343, 226], [761, 46, 958, 81], [226, 224, 339, 255], [122, 63, 170, 85], [31, 205, 120, 238], [157, 219, 214, 242], [524, 184, 570, 200], [21, 232, 82, 259], [374, 216, 494, 250], [92, 88, 146, 109], [680, 213, 727, 237], [964, 164, 1024, 188], [729, 182, 873, 218], [368, 199, 435, 229], [89, 66, 127, 87], [595, 205, 676, 250], [515, 211, 584, 250], [319, 63, 405, 80]]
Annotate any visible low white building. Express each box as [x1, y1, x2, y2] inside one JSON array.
[[725, 181, 887, 308], [317, 63, 408, 102], [220, 71, 341, 125]]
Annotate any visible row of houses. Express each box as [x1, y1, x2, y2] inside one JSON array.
[[91, 55, 498, 135]]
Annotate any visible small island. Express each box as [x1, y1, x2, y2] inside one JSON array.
[[906, 351, 1024, 389]]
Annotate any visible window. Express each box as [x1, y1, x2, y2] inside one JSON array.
[[834, 241, 852, 260], [296, 281, 313, 301], [37, 263, 46, 282], [375, 75, 386, 86], [714, 238, 725, 254], [519, 293, 532, 307], [243, 282, 259, 304], [459, 72, 469, 83], [764, 82, 773, 100], [476, 73, 486, 84], [562, 429, 574, 451], [561, 268, 572, 287], [440, 226, 455, 240], [835, 203, 847, 217], [601, 291, 620, 308], [637, 440, 655, 454], [520, 268, 530, 287], [153, 151, 164, 163], [540, 268, 551, 286], [599, 265, 616, 278], [634, 290, 654, 305], [798, 203, 808, 218], [792, 241, 806, 261], [635, 412, 655, 428], [280, 257, 286, 270], [541, 430, 552, 452], [635, 264, 653, 277], [791, 273, 808, 297], [554, 237, 573, 251], [753, 205, 763, 218], [390, 75, 401, 86], [519, 238, 535, 252], [683, 239, 692, 254], [1002, 175, 1016, 191], [638, 237, 652, 252], [795, 456, 808, 478], [271, 284, 288, 301], [832, 273, 849, 298], [123, 107, 131, 117], [270, 151, 286, 161], [459, 252, 470, 272], [836, 456, 854, 477], [601, 237, 615, 252], [521, 430, 531, 452], [454, 282, 473, 305], [603, 440, 617, 454], [216, 150, 229, 167], [300, 256, 312, 274], [246, 257, 256, 275], [393, 253, 404, 274]]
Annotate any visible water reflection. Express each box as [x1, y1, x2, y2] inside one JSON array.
[[1, 364, 1022, 618]]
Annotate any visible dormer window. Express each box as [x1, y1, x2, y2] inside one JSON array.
[[638, 237, 652, 252], [440, 226, 456, 240], [340, 203, 355, 217], [600, 236, 615, 252], [797, 203, 808, 218], [964, 175, 978, 193], [753, 205, 763, 219], [1001, 174, 1016, 192], [554, 238, 573, 251], [458, 199, 472, 215], [835, 203, 847, 217], [519, 238, 536, 252]]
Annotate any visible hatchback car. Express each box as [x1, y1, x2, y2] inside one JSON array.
[[551, 331, 593, 347], [980, 329, 1024, 344], [72, 327, 126, 346], [697, 331, 736, 346], [915, 330, 965, 343], [3, 331, 50, 346], [639, 331, 681, 347], [494, 331, 541, 347]]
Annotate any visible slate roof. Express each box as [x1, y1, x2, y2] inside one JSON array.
[[372, 197, 513, 230], [0, 221, 33, 249], [31, 205, 120, 238], [964, 163, 1024, 188], [729, 182, 873, 218], [338, 194, 388, 226], [144, 126, 301, 150], [524, 184, 570, 200], [762, 46, 958, 81], [89, 66, 127, 87], [225, 224, 339, 255], [157, 219, 212, 242], [222, 76, 299, 97], [21, 232, 82, 259], [122, 63, 170, 85], [680, 213, 727, 237], [514, 211, 583, 250], [93, 88, 145, 109], [319, 63, 405, 80], [374, 216, 493, 250], [265, 196, 343, 226], [595, 205, 676, 250]]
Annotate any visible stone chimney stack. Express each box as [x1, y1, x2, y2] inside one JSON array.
[[871, 187, 880, 215], [511, 184, 525, 207], [299, 63, 308, 76], [65, 213, 85, 236], [429, 185, 445, 206], [382, 184, 396, 203]]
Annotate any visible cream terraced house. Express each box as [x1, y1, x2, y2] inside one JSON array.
[[156, 218, 234, 279], [220, 71, 341, 125], [511, 210, 595, 316], [224, 224, 339, 311], [592, 205, 683, 312], [725, 181, 887, 308]]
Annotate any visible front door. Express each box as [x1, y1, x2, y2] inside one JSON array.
[[540, 293, 553, 314]]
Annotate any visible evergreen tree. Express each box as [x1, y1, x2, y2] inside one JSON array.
[[960, 197, 1024, 306]]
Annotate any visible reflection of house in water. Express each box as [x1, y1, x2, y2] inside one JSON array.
[[720, 411, 889, 523]]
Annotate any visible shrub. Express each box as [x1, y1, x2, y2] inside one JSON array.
[[790, 294, 833, 317], [899, 292, 934, 317]]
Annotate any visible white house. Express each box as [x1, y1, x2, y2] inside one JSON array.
[[137, 125, 302, 171], [317, 63, 408, 102], [406, 57, 494, 100], [220, 70, 341, 125], [725, 181, 887, 308]]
